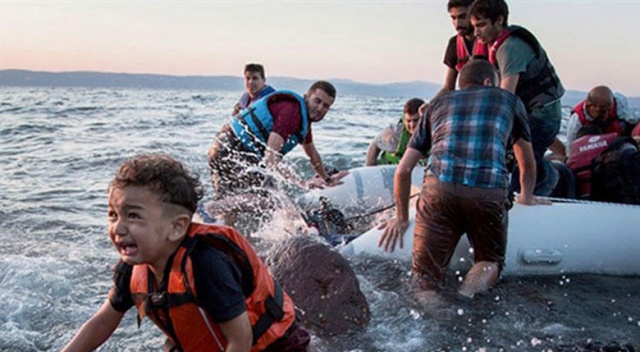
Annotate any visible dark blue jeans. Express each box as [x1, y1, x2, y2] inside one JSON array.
[[512, 100, 562, 196]]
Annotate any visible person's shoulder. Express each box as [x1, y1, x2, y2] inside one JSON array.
[[190, 238, 242, 277], [192, 236, 227, 257], [374, 123, 402, 149], [267, 93, 303, 116], [502, 27, 538, 55], [431, 90, 463, 110], [268, 90, 302, 104], [113, 259, 133, 275], [446, 35, 457, 47], [502, 34, 529, 50], [489, 87, 525, 108]]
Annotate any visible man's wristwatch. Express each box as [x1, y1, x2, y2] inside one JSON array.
[[324, 176, 332, 184]]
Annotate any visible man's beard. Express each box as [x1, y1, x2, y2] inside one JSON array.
[[457, 26, 472, 36]]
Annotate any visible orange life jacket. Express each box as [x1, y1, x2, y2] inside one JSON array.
[[567, 133, 618, 198], [571, 99, 623, 136], [130, 223, 295, 352], [455, 35, 488, 72]]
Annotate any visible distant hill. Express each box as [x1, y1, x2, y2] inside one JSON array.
[[1, 69, 638, 107], [0, 69, 441, 99]]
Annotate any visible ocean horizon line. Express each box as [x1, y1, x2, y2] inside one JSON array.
[[2, 68, 639, 108]]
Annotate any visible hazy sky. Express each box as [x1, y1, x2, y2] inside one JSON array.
[[2, 1, 640, 95]]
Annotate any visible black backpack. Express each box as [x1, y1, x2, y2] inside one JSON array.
[[590, 137, 640, 205]]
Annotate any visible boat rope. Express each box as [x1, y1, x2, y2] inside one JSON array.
[[343, 193, 420, 222], [343, 194, 640, 224], [535, 195, 640, 208]]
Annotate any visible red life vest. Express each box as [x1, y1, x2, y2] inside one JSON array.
[[455, 35, 488, 72], [633, 123, 640, 139], [487, 29, 511, 65], [566, 133, 618, 198], [129, 223, 295, 352], [571, 99, 623, 136]]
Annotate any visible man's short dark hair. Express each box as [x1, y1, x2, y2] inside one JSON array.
[[244, 63, 266, 79], [458, 59, 499, 89], [307, 80, 337, 99], [404, 98, 425, 115], [447, 0, 474, 11], [469, 0, 509, 26]]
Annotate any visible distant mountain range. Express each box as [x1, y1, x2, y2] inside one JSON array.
[[1, 69, 638, 108]]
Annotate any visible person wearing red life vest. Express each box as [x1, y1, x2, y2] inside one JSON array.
[[63, 154, 309, 352], [633, 123, 640, 144], [469, 0, 565, 198], [566, 86, 639, 144], [566, 126, 618, 199], [437, 0, 488, 98]]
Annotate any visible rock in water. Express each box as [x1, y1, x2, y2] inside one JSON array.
[[265, 236, 370, 335]]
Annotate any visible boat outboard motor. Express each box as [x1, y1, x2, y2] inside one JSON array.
[[302, 196, 356, 246]]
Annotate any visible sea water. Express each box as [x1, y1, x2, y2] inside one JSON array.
[[0, 86, 638, 351]]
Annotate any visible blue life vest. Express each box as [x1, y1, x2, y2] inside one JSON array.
[[237, 85, 276, 111], [230, 90, 309, 157]]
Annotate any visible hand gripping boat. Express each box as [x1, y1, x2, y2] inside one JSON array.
[[299, 165, 640, 276]]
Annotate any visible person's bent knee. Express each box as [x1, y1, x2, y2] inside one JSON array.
[[458, 261, 500, 298]]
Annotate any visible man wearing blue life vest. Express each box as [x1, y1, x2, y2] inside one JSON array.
[[365, 98, 425, 166], [231, 63, 276, 116], [208, 80, 347, 226], [437, 0, 487, 97], [470, 0, 565, 197]]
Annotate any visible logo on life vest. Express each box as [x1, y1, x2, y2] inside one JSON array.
[[579, 140, 608, 153], [588, 136, 601, 143]]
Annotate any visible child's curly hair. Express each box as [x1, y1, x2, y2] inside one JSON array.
[[110, 154, 203, 213]]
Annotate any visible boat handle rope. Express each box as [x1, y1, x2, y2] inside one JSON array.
[[343, 193, 420, 222], [343, 194, 639, 224]]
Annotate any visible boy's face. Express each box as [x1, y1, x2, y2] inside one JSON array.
[[107, 185, 177, 268], [244, 70, 266, 97]]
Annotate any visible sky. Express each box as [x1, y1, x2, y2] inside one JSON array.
[[2, 1, 640, 95]]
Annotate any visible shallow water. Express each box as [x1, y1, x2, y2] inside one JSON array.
[[0, 86, 638, 351]]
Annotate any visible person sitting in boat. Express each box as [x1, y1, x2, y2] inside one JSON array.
[[365, 98, 425, 166], [566, 125, 618, 199], [590, 136, 640, 205], [62, 154, 310, 352], [633, 123, 640, 144], [208, 80, 348, 226], [231, 63, 276, 116], [566, 86, 638, 145], [377, 60, 550, 304]]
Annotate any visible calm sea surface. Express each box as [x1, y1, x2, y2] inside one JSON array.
[[0, 86, 638, 351]]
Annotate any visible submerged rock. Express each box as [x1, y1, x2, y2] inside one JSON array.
[[265, 236, 370, 335]]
